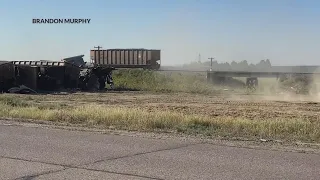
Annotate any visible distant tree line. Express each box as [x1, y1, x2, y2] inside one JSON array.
[[183, 59, 272, 71]]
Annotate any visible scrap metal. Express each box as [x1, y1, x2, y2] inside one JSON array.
[[0, 55, 115, 94]]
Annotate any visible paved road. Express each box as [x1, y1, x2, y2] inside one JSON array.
[[0, 122, 319, 180]]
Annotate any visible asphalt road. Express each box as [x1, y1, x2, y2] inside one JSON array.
[[0, 122, 319, 180]]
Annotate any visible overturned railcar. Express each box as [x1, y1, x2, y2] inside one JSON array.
[[62, 55, 115, 91], [90, 49, 161, 70], [0, 61, 16, 92], [12, 61, 81, 91], [63, 55, 86, 67]]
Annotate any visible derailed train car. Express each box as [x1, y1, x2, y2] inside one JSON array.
[[0, 56, 116, 93], [0, 61, 16, 92], [63, 55, 115, 91], [12, 60, 81, 91], [0, 48, 162, 93]]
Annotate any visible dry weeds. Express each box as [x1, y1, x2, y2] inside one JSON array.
[[0, 92, 319, 143]]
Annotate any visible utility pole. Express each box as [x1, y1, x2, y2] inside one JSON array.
[[94, 46, 102, 51], [208, 57, 214, 71]]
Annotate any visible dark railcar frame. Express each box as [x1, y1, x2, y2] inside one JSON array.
[[12, 61, 81, 91], [0, 61, 16, 92]]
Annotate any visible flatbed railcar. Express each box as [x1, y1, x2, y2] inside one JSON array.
[[206, 66, 320, 90]]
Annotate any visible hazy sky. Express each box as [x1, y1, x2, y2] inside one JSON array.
[[0, 0, 319, 66]]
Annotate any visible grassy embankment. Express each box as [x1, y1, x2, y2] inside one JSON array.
[[0, 69, 319, 143], [112, 69, 261, 94], [112, 69, 220, 94]]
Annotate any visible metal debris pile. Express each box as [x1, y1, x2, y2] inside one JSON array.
[[0, 55, 115, 94]]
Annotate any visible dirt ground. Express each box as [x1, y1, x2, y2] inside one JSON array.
[[35, 91, 320, 121]]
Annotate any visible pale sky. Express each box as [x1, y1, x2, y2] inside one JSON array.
[[0, 0, 319, 66]]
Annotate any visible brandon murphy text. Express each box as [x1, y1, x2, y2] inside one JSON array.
[[32, 19, 91, 24]]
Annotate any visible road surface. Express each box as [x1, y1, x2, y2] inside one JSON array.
[[0, 121, 319, 180]]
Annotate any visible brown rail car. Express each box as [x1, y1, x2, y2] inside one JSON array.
[[90, 49, 161, 69]]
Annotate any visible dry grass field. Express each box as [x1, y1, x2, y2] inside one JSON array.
[[0, 90, 319, 143], [0, 69, 320, 143]]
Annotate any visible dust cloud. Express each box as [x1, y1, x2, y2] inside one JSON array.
[[309, 67, 320, 101], [225, 76, 320, 103]]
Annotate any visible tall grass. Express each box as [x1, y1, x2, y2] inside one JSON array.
[[0, 96, 319, 142], [112, 69, 221, 94]]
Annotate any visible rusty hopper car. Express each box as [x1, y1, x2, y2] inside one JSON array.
[[90, 49, 161, 70], [0, 61, 16, 92], [12, 61, 80, 91]]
